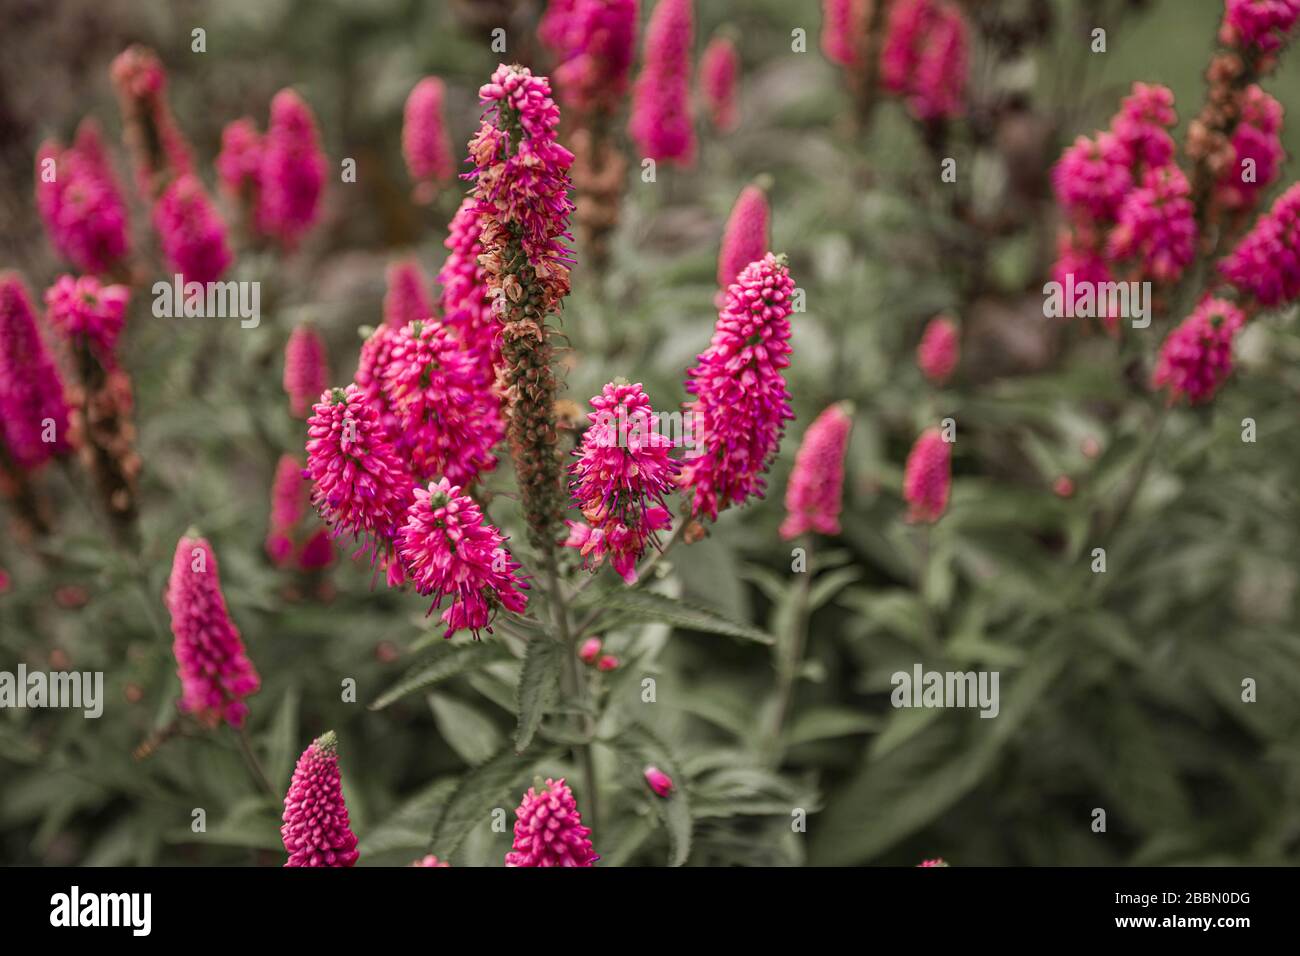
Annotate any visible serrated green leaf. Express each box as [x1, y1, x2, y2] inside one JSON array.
[[370, 642, 500, 710], [429, 692, 503, 766], [515, 637, 563, 753], [596, 589, 773, 644], [428, 746, 554, 859]]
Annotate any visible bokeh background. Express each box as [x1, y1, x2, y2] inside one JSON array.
[[2, 0, 1299, 866]]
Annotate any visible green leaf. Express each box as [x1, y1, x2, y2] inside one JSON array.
[[514, 637, 563, 753], [264, 684, 300, 790], [370, 641, 500, 710], [595, 589, 773, 645], [784, 707, 882, 747], [359, 778, 458, 857], [428, 693, 503, 766], [428, 746, 554, 859]]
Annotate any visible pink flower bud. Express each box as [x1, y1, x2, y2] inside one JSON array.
[[579, 636, 603, 663], [916, 315, 959, 384], [596, 654, 620, 671], [644, 766, 674, 797]]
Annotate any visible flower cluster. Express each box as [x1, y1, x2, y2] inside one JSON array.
[[34, 120, 131, 274], [382, 320, 504, 485], [1152, 297, 1247, 405], [821, 0, 869, 67], [165, 535, 261, 728], [384, 259, 434, 330], [700, 35, 740, 133], [152, 174, 233, 284], [916, 314, 959, 384], [437, 197, 500, 371], [1219, 0, 1300, 54], [903, 427, 951, 524], [779, 401, 853, 540], [43, 274, 130, 365], [1050, 82, 1194, 323], [880, 0, 969, 122], [1213, 84, 1284, 212], [680, 253, 796, 521], [284, 324, 329, 419], [257, 90, 327, 248], [505, 778, 599, 867], [565, 382, 679, 583], [1220, 181, 1300, 306], [215, 118, 264, 199], [396, 478, 529, 639], [281, 732, 360, 868], [717, 183, 770, 299], [0, 275, 72, 470], [629, 0, 696, 165], [265, 454, 331, 570], [304, 385, 414, 568], [402, 77, 454, 203], [546, 0, 639, 118]]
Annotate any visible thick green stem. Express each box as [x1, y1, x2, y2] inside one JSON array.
[[764, 536, 815, 765]]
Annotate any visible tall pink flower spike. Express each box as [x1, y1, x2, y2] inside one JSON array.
[[700, 34, 740, 133], [165, 535, 261, 728], [680, 252, 796, 521], [0, 274, 73, 470], [505, 777, 599, 867], [396, 477, 529, 639], [565, 381, 679, 583], [780, 401, 853, 540], [629, 0, 696, 165], [281, 731, 360, 868], [284, 323, 329, 419], [903, 427, 951, 523], [403, 77, 454, 203]]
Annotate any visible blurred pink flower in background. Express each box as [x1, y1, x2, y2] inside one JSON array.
[[283, 323, 329, 419], [34, 120, 131, 274], [903, 427, 951, 523], [43, 274, 130, 366], [152, 174, 232, 283], [383, 259, 435, 330], [700, 34, 740, 133], [0, 275, 72, 470], [629, 0, 696, 165], [780, 401, 853, 540], [402, 77, 454, 203], [1152, 298, 1247, 405], [1220, 181, 1300, 306], [257, 89, 326, 248], [916, 315, 959, 383], [881, 0, 969, 122]]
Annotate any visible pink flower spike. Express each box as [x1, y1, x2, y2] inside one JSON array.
[[779, 401, 853, 541], [410, 854, 451, 867], [382, 320, 504, 485], [1219, 0, 1300, 54], [700, 35, 740, 133], [34, 120, 131, 274], [0, 274, 73, 470], [629, 0, 696, 165], [880, 0, 970, 122], [822, 0, 870, 67], [1151, 298, 1247, 406], [1106, 164, 1197, 285], [305, 384, 415, 564], [284, 323, 329, 419], [566, 381, 679, 583], [903, 427, 951, 524], [1110, 82, 1177, 171], [644, 766, 674, 798], [266, 454, 307, 566], [215, 118, 264, 199], [258, 89, 326, 249], [1051, 132, 1133, 225], [1220, 181, 1300, 307], [439, 197, 501, 375], [152, 173, 232, 284], [717, 183, 770, 297], [579, 636, 603, 663], [916, 315, 959, 384], [384, 259, 435, 330], [550, 0, 639, 116], [396, 478, 529, 639], [281, 731, 360, 868], [505, 778, 598, 867], [681, 252, 797, 521], [166, 535, 261, 728], [403, 77, 454, 203], [43, 274, 130, 365]]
